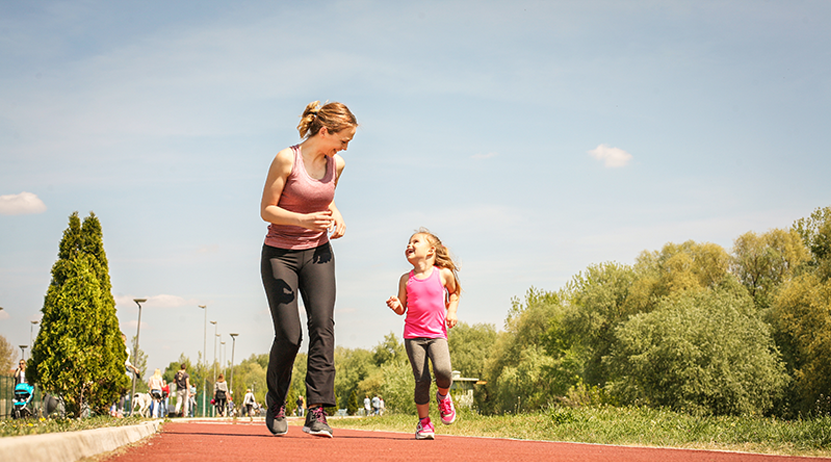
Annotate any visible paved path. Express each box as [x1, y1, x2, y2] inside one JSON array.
[[102, 419, 831, 462]]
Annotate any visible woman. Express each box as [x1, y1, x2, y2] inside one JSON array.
[[14, 359, 26, 385], [260, 100, 357, 438], [214, 374, 229, 417], [147, 369, 165, 418]]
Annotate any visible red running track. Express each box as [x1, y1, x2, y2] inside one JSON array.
[[102, 419, 831, 462]]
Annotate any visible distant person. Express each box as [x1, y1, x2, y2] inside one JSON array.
[[386, 228, 460, 440], [14, 359, 27, 385], [379, 396, 385, 416], [243, 389, 256, 417], [364, 395, 371, 416], [188, 384, 196, 417], [117, 333, 140, 417], [214, 374, 229, 417], [372, 394, 380, 416], [147, 368, 165, 418], [260, 100, 358, 438], [296, 395, 305, 417], [174, 363, 191, 417], [162, 382, 171, 418]]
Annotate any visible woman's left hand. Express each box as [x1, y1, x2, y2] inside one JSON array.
[[329, 207, 346, 239]]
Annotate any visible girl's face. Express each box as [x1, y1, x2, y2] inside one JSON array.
[[405, 233, 435, 263]]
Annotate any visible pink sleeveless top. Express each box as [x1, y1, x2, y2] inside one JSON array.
[[403, 267, 448, 339], [264, 145, 335, 250]]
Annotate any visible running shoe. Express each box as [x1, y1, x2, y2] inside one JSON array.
[[415, 417, 435, 440], [437, 392, 456, 425], [265, 397, 288, 436], [303, 406, 333, 438]]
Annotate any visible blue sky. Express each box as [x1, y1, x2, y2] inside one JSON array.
[[2, 1, 830, 374]]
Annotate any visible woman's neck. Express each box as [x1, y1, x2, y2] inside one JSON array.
[[298, 137, 326, 161]]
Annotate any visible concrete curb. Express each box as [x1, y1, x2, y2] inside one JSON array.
[[0, 420, 162, 462]]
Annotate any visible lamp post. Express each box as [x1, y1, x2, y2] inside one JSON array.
[[198, 305, 207, 417], [229, 333, 238, 406], [217, 334, 223, 378], [130, 298, 147, 415], [30, 320, 39, 351], [210, 320, 217, 416], [19, 345, 27, 361], [221, 341, 226, 376]]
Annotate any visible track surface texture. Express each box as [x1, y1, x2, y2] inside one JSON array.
[[102, 419, 831, 462]]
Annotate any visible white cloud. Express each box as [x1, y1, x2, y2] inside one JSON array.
[[0, 192, 47, 215], [588, 144, 633, 168]]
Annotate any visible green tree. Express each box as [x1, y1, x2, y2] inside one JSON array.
[[0, 334, 15, 373], [448, 322, 497, 380], [482, 288, 562, 414], [793, 205, 831, 280], [334, 346, 376, 410], [730, 229, 809, 311], [553, 262, 639, 386], [769, 273, 831, 415], [29, 212, 128, 417], [228, 354, 267, 409], [372, 332, 406, 366], [347, 389, 359, 415], [632, 241, 732, 308], [606, 279, 788, 416]]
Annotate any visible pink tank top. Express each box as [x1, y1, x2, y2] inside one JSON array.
[[403, 267, 448, 339], [264, 145, 335, 250]]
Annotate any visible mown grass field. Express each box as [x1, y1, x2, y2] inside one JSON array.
[[328, 406, 831, 458]]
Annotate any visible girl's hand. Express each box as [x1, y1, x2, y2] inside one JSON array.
[[446, 311, 458, 329], [386, 296, 405, 315]]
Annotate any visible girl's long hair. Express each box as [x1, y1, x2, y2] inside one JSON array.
[[415, 228, 461, 294]]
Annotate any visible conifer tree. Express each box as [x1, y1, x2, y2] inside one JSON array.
[[29, 212, 129, 417]]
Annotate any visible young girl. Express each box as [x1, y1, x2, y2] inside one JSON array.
[[386, 228, 461, 440]]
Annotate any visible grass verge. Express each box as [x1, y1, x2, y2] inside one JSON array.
[[0, 416, 150, 438], [329, 406, 831, 458]]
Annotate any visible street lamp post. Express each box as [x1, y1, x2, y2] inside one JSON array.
[[210, 320, 217, 416], [19, 345, 27, 361], [229, 333, 238, 407], [130, 298, 147, 416], [198, 305, 207, 417], [221, 341, 226, 377], [30, 320, 39, 351]]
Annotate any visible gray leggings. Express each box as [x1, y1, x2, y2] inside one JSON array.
[[405, 338, 453, 405]]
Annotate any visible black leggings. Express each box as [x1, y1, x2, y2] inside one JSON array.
[[261, 243, 336, 409]]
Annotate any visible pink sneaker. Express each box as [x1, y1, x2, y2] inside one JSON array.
[[415, 418, 435, 440], [437, 392, 456, 425]]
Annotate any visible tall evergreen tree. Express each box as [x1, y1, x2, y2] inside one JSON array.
[[29, 212, 129, 417]]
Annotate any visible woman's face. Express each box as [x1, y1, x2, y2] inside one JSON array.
[[320, 125, 356, 157]]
